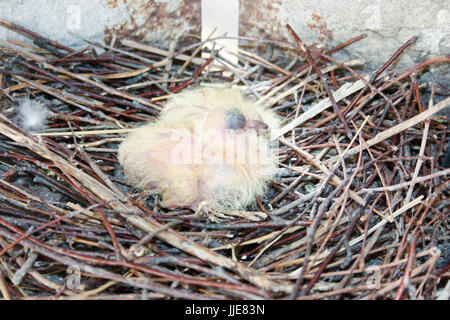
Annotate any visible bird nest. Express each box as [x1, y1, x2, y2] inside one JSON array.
[[0, 19, 448, 300]]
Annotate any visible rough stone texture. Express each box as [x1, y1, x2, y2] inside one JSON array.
[[240, 0, 449, 87], [0, 0, 448, 85], [103, 0, 201, 48], [0, 0, 202, 49], [0, 0, 131, 48]]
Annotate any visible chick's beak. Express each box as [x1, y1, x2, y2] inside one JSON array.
[[243, 119, 269, 134]]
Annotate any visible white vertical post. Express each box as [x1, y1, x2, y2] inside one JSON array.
[[201, 0, 239, 66]]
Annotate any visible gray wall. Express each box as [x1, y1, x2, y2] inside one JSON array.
[[1, 0, 448, 86]]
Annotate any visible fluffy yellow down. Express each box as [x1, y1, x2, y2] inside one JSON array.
[[118, 86, 280, 211]]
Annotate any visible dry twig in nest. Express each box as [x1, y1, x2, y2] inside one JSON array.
[[0, 20, 448, 300]]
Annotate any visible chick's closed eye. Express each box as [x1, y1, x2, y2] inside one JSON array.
[[226, 108, 245, 129], [225, 108, 269, 134]]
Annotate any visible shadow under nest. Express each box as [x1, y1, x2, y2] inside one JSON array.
[[0, 20, 448, 300]]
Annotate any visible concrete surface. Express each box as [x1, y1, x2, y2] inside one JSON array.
[[241, 0, 449, 87], [0, 0, 448, 86], [0, 0, 130, 48]]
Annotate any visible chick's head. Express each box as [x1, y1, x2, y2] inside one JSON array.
[[118, 86, 280, 212]]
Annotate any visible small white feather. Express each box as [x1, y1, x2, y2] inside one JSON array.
[[14, 98, 48, 132]]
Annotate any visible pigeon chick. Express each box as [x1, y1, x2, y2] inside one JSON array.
[[118, 87, 279, 221]]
